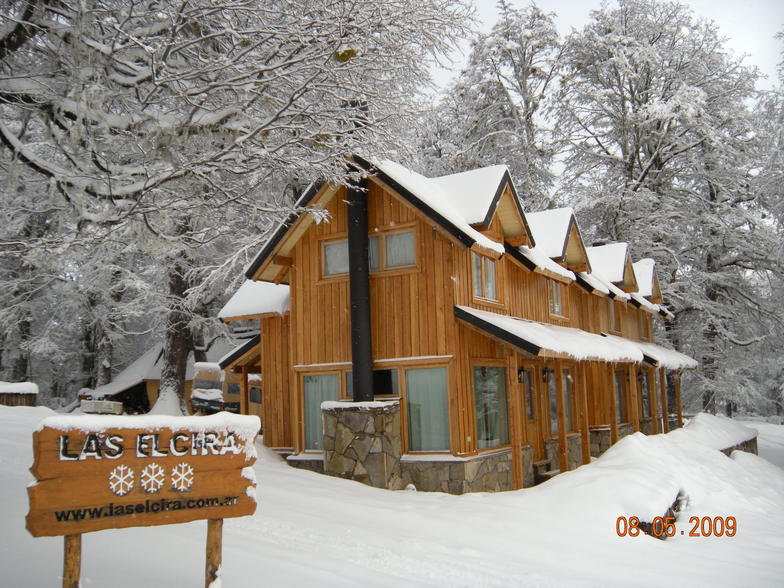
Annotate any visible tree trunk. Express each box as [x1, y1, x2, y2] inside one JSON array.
[[10, 317, 30, 381], [151, 257, 191, 415]]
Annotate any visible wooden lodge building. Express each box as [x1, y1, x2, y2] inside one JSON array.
[[219, 157, 697, 493]]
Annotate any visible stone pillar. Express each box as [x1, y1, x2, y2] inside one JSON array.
[[322, 400, 403, 489]]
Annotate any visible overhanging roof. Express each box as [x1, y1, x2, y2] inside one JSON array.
[[219, 335, 261, 371], [602, 334, 698, 370], [455, 306, 643, 363]]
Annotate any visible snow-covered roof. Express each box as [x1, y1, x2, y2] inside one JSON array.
[[430, 165, 510, 225], [586, 243, 628, 284], [602, 334, 697, 369], [576, 272, 611, 296], [524, 208, 575, 259], [219, 280, 290, 320], [219, 335, 261, 370], [372, 160, 505, 254], [87, 340, 237, 400], [515, 245, 575, 282], [630, 291, 660, 315], [455, 306, 643, 363], [0, 381, 38, 395], [633, 258, 656, 297]]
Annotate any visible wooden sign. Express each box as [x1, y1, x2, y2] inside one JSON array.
[[27, 413, 260, 538]]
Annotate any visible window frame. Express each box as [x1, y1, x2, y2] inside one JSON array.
[[471, 252, 500, 302], [320, 226, 417, 280], [638, 310, 652, 341], [301, 371, 342, 452], [562, 368, 576, 433], [547, 279, 567, 318], [403, 365, 450, 453], [472, 363, 510, 450], [614, 369, 627, 425]]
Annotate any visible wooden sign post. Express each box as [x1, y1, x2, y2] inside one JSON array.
[[26, 413, 260, 587]]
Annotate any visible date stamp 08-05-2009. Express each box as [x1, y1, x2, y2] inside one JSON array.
[[616, 515, 737, 538]]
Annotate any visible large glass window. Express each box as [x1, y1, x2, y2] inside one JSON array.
[[639, 312, 651, 340], [406, 367, 449, 452], [614, 370, 626, 424], [473, 366, 509, 449], [639, 371, 651, 419], [303, 374, 339, 450], [249, 385, 261, 404], [563, 369, 575, 432], [609, 301, 620, 332], [385, 231, 415, 268], [323, 240, 349, 276], [547, 369, 558, 436], [519, 368, 534, 421], [471, 252, 498, 301], [548, 280, 564, 316]]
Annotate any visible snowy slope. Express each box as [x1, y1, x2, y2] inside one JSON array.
[[2, 406, 783, 587]]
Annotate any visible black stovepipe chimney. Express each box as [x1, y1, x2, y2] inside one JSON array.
[[347, 183, 374, 402]]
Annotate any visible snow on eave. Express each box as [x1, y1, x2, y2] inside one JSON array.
[[629, 292, 660, 315], [0, 381, 38, 395], [513, 245, 575, 282], [524, 208, 575, 259], [366, 159, 505, 255], [576, 272, 610, 296], [455, 306, 643, 363], [218, 280, 290, 320], [602, 334, 698, 370]]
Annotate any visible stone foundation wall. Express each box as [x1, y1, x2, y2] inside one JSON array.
[[589, 428, 611, 457], [544, 439, 560, 470], [640, 419, 653, 436], [286, 455, 324, 473], [401, 449, 513, 494], [618, 423, 633, 439], [566, 433, 583, 470], [720, 436, 758, 456], [322, 401, 404, 489]]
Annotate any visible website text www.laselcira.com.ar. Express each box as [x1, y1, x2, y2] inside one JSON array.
[[54, 495, 240, 522]]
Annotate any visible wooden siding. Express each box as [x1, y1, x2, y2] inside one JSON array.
[[261, 315, 292, 449]]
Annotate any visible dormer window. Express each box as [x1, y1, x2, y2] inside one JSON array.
[[639, 311, 651, 340], [472, 252, 497, 301], [547, 279, 565, 317]]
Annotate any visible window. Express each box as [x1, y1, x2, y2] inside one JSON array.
[[303, 374, 339, 450], [249, 386, 261, 404], [639, 371, 650, 419], [370, 229, 415, 271], [225, 383, 240, 396], [614, 370, 626, 424], [639, 312, 651, 340], [324, 229, 415, 277], [609, 301, 620, 333], [563, 369, 575, 432], [193, 378, 221, 390], [323, 240, 349, 276], [546, 369, 558, 436], [345, 369, 399, 398], [472, 252, 498, 301], [548, 280, 564, 317], [519, 368, 534, 421], [406, 367, 449, 452], [473, 366, 509, 448]]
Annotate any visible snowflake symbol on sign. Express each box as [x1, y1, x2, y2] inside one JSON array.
[[108, 464, 134, 496], [140, 463, 165, 493], [171, 462, 194, 492]]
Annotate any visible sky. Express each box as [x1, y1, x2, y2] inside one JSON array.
[[436, 0, 783, 90]]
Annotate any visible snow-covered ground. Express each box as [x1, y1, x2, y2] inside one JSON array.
[[2, 407, 783, 587]]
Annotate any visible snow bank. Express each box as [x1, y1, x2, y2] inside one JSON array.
[[669, 413, 756, 450], [0, 381, 38, 395]]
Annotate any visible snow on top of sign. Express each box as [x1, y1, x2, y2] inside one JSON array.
[[633, 258, 656, 297], [668, 413, 756, 450], [456, 306, 643, 363], [320, 400, 400, 411], [372, 160, 505, 254], [35, 413, 261, 459], [524, 207, 574, 258], [577, 271, 611, 295], [218, 280, 290, 320], [0, 381, 38, 394], [517, 245, 575, 281], [193, 362, 222, 377], [429, 165, 510, 224], [586, 242, 628, 284]]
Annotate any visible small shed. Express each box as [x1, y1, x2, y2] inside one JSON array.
[[0, 381, 38, 407]]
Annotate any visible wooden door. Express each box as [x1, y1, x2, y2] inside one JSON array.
[[517, 361, 542, 459]]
